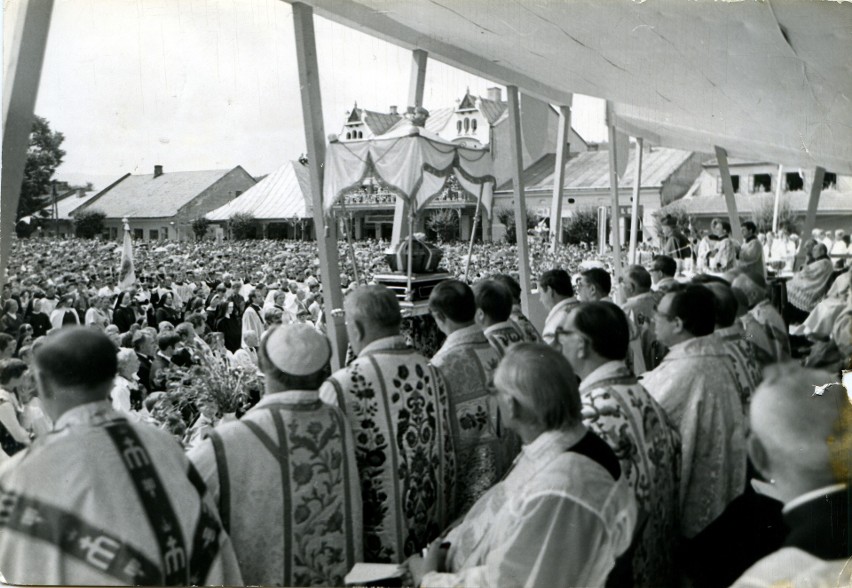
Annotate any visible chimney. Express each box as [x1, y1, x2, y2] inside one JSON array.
[[389, 105, 398, 115], [77, 188, 85, 198], [487, 87, 502, 102], [154, 164, 163, 178]]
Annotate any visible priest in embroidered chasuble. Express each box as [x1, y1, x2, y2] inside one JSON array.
[[705, 282, 763, 413], [408, 344, 637, 588], [538, 269, 582, 362], [641, 287, 747, 540], [473, 279, 526, 359], [0, 328, 242, 586], [733, 273, 791, 365], [189, 324, 362, 586], [492, 274, 542, 343], [563, 302, 682, 586], [428, 280, 516, 519], [320, 285, 456, 564]]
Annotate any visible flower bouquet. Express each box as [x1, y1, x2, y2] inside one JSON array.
[[159, 348, 262, 443]]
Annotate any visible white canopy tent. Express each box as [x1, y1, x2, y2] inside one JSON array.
[[324, 124, 495, 217], [324, 121, 497, 289], [293, 0, 852, 175]]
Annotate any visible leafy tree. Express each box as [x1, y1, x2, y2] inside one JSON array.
[[426, 209, 459, 242], [653, 203, 696, 240], [562, 207, 599, 245], [18, 116, 66, 222], [229, 212, 258, 240], [73, 210, 106, 239], [191, 216, 211, 241]]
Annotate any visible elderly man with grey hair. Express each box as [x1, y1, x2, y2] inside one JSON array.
[[732, 364, 851, 586], [408, 343, 637, 588], [320, 284, 456, 564]]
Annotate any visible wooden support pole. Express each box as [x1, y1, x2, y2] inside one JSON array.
[[795, 167, 825, 270], [507, 86, 532, 316], [772, 164, 783, 234], [628, 137, 644, 265], [391, 49, 428, 246], [1, 0, 55, 290], [408, 49, 428, 108], [291, 2, 346, 370], [464, 184, 484, 283], [549, 103, 571, 254], [605, 102, 624, 298], [714, 146, 744, 243]]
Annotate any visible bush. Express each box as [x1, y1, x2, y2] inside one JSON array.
[[495, 205, 537, 244], [191, 217, 211, 241], [229, 212, 258, 240], [74, 209, 106, 239], [750, 194, 800, 234], [562, 207, 598, 245], [426, 209, 459, 242]]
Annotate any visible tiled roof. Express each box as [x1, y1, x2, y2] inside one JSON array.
[[496, 147, 694, 192], [206, 161, 313, 220], [676, 189, 852, 215], [361, 110, 402, 136], [45, 190, 100, 220], [477, 96, 508, 125], [82, 168, 241, 218]]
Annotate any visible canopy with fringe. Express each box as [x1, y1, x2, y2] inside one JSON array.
[[323, 123, 496, 216]]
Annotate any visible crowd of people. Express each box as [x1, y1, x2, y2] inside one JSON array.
[[0, 222, 850, 586]]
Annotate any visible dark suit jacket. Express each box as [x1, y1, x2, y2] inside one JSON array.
[[783, 485, 851, 560], [149, 354, 171, 392], [136, 353, 152, 393]]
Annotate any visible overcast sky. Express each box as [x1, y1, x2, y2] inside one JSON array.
[[7, 0, 606, 188]]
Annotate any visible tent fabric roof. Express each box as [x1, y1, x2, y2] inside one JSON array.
[[496, 147, 694, 193], [294, 0, 852, 175], [676, 190, 852, 216], [83, 169, 236, 218], [206, 161, 313, 220]]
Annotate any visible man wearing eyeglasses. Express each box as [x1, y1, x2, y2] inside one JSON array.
[[538, 269, 580, 357], [648, 255, 678, 297], [641, 285, 747, 544]]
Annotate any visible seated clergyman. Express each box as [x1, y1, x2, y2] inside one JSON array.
[[407, 343, 637, 588], [732, 365, 851, 586]]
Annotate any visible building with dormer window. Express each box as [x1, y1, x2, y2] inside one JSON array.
[[339, 102, 403, 141]]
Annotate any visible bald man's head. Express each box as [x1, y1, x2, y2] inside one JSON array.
[[749, 363, 852, 499]]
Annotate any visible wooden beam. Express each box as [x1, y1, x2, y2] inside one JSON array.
[[291, 2, 347, 370], [714, 146, 744, 243], [507, 86, 532, 316], [795, 166, 825, 270], [391, 49, 428, 246], [606, 102, 624, 299], [772, 164, 783, 234], [1, 0, 54, 290], [628, 137, 644, 265], [549, 103, 571, 254], [408, 49, 428, 109]]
